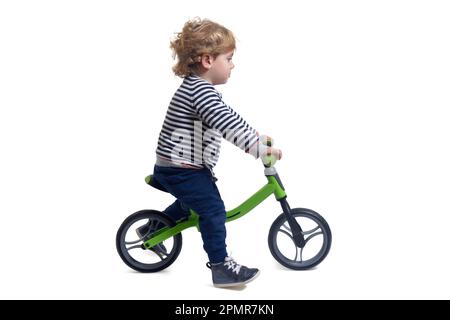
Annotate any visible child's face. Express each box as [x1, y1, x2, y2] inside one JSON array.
[[208, 50, 235, 85]]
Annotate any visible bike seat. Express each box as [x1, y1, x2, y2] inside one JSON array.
[[145, 175, 169, 193]]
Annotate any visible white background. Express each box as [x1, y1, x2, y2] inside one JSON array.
[[1, 0, 449, 299]]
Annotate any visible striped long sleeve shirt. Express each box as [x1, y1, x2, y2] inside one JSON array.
[[156, 75, 262, 170]]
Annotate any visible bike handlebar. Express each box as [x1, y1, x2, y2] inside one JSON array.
[[259, 135, 278, 167], [262, 153, 278, 167], [259, 135, 273, 147]]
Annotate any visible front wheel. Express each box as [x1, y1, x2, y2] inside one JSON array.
[[268, 208, 332, 270]]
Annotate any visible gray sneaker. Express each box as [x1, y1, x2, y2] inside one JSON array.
[[136, 222, 167, 256], [206, 256, 260, 288]]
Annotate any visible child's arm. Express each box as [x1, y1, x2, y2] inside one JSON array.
[[193, 84, 280, 160]]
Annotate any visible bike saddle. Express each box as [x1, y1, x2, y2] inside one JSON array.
[[144, 175, 169, 193]]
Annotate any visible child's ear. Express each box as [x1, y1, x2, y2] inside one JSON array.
[[201, 54, 214, 69]]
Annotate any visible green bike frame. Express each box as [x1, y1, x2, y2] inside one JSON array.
[[142, 174, 287, 250]]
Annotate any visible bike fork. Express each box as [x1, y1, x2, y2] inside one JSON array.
[[279, 198, 306, 248]]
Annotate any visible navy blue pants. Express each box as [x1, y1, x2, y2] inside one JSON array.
[[153, 165, 227, 263]]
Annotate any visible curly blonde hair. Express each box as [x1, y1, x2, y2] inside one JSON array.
[[170, 18, 236, 78]]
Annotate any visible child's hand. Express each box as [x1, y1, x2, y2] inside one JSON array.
[[261, 147, 282, 167], [259, 134, 274, 147], [268, 147, 282, 160]]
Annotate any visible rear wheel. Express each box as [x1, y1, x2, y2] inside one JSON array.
[[268, 208, 331, 270], [116, 210, 182, 272]]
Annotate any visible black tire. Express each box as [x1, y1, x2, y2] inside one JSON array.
[[268, 208, 332, 270], [116, 210, 182, 272]]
